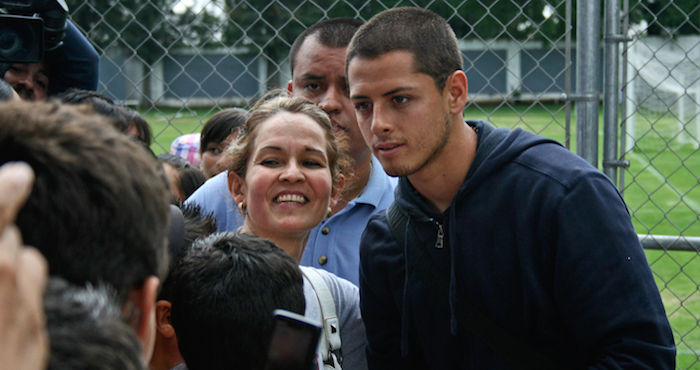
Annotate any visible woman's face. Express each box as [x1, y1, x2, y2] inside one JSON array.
[[201, 133, 235, 179], [231, 112, 339, 237]]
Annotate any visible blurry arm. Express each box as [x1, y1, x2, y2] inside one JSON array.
[[0, 162, 49, 370]]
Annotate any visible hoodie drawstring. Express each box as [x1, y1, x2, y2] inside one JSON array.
[[400, 213, 412, 357], [448, 207, 458, 335]]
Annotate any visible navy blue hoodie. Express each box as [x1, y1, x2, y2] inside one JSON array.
[[359, 120, 675, 369]]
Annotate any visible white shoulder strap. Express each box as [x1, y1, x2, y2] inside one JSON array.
[[300, 266, 342, 360]]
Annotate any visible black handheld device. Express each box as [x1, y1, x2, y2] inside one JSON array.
[[262, 309, 322, 370]]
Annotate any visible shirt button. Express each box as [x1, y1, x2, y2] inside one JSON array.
[[321, 226, 330, 235], [318, 256, 328, 265]]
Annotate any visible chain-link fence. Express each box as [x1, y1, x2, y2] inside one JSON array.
[[619, 1, 700, 368], [65, 0, 699, 367]]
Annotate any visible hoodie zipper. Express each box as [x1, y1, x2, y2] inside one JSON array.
[[434, 221, 444, 249]]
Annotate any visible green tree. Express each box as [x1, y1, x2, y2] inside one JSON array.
[[221, 0, 326, 87], [630, 0, 700, 36], [67, 0, 179, 63], [218, 0, 568, 87], [67, 0, 224, 105]]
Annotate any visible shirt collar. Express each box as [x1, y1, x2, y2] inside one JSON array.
[[351, 156, 394, 208]]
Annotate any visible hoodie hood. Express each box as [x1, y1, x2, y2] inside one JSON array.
[[392, 120, 562, 355], [394, 120, 561, 218]]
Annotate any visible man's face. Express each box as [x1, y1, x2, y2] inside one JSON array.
[[348, 51, 453, 177], [289, 36, 371, 165], [3, 62, 49, 101]]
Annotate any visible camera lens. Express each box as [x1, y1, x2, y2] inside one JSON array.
[[0, 15, 43, 63], [0, 27, 28, 60]]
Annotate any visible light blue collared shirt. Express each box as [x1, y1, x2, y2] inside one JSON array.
[[184, 170, 243, 232], [299, 156, 396, 286], [185, 156, 397, 286]]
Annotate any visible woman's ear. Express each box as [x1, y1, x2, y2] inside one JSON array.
[[228, 171, 246, 205], [329, 174, 345, 209]]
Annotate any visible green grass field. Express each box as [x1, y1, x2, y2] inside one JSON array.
[[143, 102, 700, 368]]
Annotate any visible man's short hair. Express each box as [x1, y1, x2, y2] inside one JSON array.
[[0, 101, 170, 304], [170, 232, 305, 370], [44, 278, 144, 370], [289, 17, 363, 74], [347, 7, 463, 91]]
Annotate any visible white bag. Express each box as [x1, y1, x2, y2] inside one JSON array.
[[300, 266, 342, 370]]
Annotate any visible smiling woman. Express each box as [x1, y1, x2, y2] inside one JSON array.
[[223, 92, 368, 370], [225, 91, 348, 261]]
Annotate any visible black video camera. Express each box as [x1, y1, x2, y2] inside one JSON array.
[[0, 0, 68, 63]]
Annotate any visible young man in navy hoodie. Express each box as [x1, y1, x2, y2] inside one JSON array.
[[347, 7, 675, 370]]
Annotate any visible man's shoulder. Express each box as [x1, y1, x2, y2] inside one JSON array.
[[474, 125, 606, 193], [360, 209, 401, 258], [513, 141, 607, 190], [185, 171, 241, 231], [186, 171, 231, 203]]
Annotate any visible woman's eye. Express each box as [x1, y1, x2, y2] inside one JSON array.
[[209, 147, 221, 154], [303, 160, 323, 168], [261, 159, 280, 166]]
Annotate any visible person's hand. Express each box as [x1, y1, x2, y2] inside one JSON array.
[[0, 162, 49, 370]]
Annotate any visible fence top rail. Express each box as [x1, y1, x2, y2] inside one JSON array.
[[638, 234, 700, 252]]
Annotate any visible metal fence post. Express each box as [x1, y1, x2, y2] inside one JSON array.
[[576, 0, 602, 167], [603, 0, 631, 187]]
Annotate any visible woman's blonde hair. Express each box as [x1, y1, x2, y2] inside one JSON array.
[[225, 90, 350, 194]]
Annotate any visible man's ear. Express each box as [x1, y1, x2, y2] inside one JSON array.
[[155, 300, 175, 338], [445, 70, 468, 115], [329, 174, 345, 209], [128, 276, 160, 362], [228, 171, 246, 205]]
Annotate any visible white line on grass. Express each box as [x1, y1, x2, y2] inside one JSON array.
[[676, 349, 700, 355], [628, 152, 700, 214]]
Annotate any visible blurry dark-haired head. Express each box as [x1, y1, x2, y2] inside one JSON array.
[[151, 203, 217, 370], [200, 108, 249, 179], [169, 232, 305, 370], [0, 100, 171, 362], [157, 153, 206, 205], [57, 88, 153, 146], [44, 278, 144, 370]]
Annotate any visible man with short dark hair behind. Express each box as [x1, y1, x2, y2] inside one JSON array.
[[186, 18, 396, 286], [0, 100, 171, 362], [169, 232, 305, 370], [348, 7, 675, 370]]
